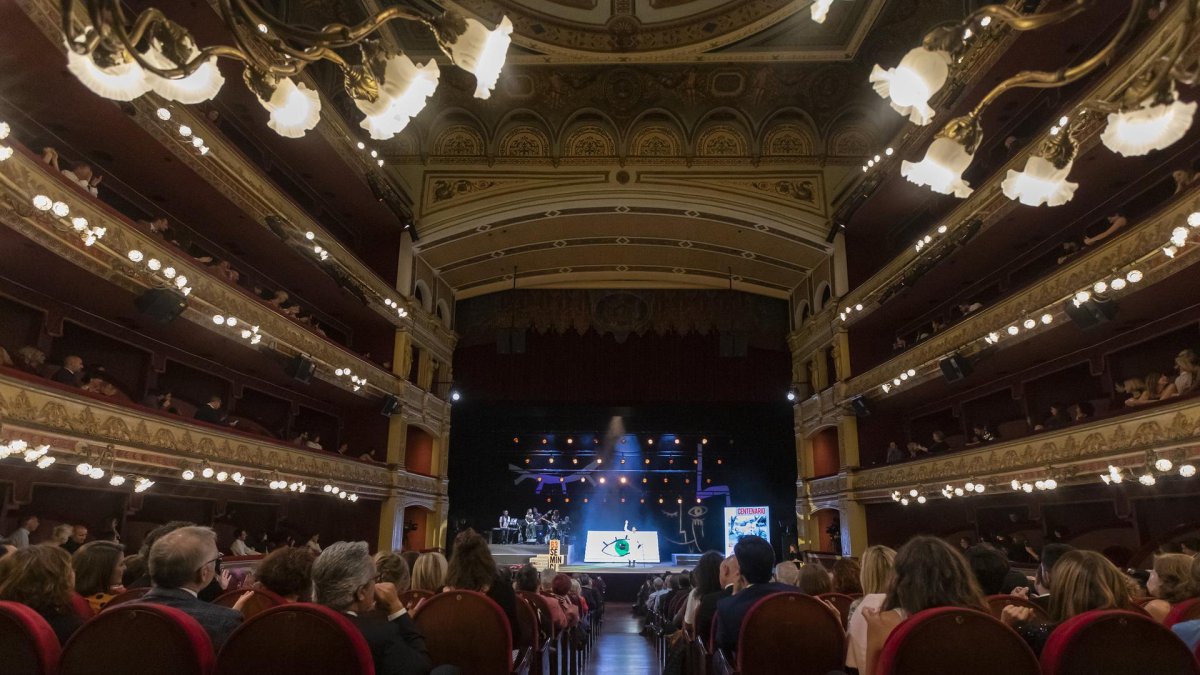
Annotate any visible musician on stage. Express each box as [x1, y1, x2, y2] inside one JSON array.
[[498, 510, 518, 544], [524, 508, 537, 543]]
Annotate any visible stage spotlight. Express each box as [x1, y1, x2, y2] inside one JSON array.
[[669, 459, 674, 464], [619, 476, 627, 484], [572, 458, 578, 465], [546, 497, 551, 503], [693, 459, 698, 465], [685, 478, 690, 484], [584, 498, 589, 503], [696, 498, 701, 503], [599, 477, 606, 484], [567, 438, 573, 444], [648, 439, 654, 445], [677, 498, 683, 504], [524, 458, 530, 464], [786, 387, 798, 402], [658, 497, 664, 504], [702, 438, 708, 445], [596, 458, 603, 464], [548, 457, 555, 464], [663, 478, 668, 484], [513, 437, 519, 443], [620, 498, 625, 503], [642, 477, 648, 483], [674, 438, 681, 445], [640, 498, 645, 504], [542, 438, 548, 445], [621, 457, 626, 464], [565, 498, 570, 503], [717, 459, 723, 465], [645, 458, 650, 464]]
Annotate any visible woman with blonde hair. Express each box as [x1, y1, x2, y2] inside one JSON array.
[[51, 524, 74, 546], [1144, 553, 1200, 623], [374, 551, 411, 592], [410, 551, 448, 592], [1002, 549, 1134, 654], [0, 544, 84, 644], [845, 545, 897, 671]]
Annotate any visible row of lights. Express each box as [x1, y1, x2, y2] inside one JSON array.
[[523, 454, 720, 465], [1161, 213, 1200, 259], [180, 462, 247, 486], [355, 141, 386, 168], [913, 224, 950, 254], [537, 495, 702, 505], [523, 436, 697, 446], [155, 108, 210, 156], [891, 479, 988, 506], [127, 248, 192, 295], [211, 314, 264, 345], [181, 461, 359, 501], [73, 449, 157, 492], [383, 297, 410, 319], [0, 439, 57, 469], [31, 194, 107, 247], [861, 147, 895, 173], [881, 368, 917, 394], [334, 367, 368, 392], [1101, 453, 1197, 487], [321, 483, 360, 501]]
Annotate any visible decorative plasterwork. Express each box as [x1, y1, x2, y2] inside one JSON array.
[[637, 172, 826, 217], [0, 373, 444, 499]]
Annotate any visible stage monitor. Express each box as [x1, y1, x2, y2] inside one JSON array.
[[723, 506, 770, 557], [583, 530, 660, 564]]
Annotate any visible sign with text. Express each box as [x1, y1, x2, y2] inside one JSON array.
[[723, 506, 770, 557]]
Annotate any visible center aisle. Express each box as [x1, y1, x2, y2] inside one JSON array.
[[588, 602, 657, 674]]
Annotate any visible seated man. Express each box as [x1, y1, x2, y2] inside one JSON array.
[[139, 526, 247, 650], [714, 535, 793, 654], [312, 541, 438, 675], [51, 355, 85, 387], [194, 395, 235, 426]]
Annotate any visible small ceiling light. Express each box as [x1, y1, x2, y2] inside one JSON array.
[[147, 258, 161, 271], [109, 474, 126, 487], [1181, 464, 1196, 478], [88, 467, 105, 480], [162, 267, 176, 279], [1041, 313, 1053, 325], [156, 107, 171, 120], [1002, 145, 1078, 207], [1171, 226, 1189, 247], [216, 471, 228, 482], [909, 488, 919, 497], [1094, 281, 1109, 294], [1139, 473, 1157, 486], [212, 314, 225, 325], [1111, 277, 1127, 290], [1155, 458, 1173, 472], [1023, 318, 1036, 330], [32, 195, 53, 211], [900, 497, 910, 506], [870, 46, 952, 125], [257, 77, 322, 138], [182, 468, 195, 480], [51, 201, 71, 217], [916, 495, 927, 504], [902, 132, 976, 197], [225, 317, 237, 327], [1163, 245, 1178, 258], [127, 249, 144, 262], [1022, 483, 1033, 493], [76, 462, 92, 475], [1074, 290, 1091, 304], [1007, 325, 1020, 336], [1126, 269, 1143, 283], [178, 124, 192, 137], [886, 147, 895, 156]]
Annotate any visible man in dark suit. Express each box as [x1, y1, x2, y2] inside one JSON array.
[[714, 535, 794, 654], [50, 355, 84, 386], [313, 541, 440, 675], [139, 526, 247, 650], [194, 395, 234, 426]]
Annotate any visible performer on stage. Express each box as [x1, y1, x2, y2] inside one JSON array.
[[524, 508, 537, 543], [498, 510, 517, 543], [624, 520, 638, 567]]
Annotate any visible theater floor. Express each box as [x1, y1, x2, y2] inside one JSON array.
[[590, 603, 656, 674]]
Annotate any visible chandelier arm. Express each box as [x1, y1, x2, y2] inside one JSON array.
[[231, 0, 429, 48], [923, 0, 1094, 53], [968, 0, 1146, 119]]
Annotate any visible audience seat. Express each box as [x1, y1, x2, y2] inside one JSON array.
[[216, 603, 373, 675], [715, 591, 844, 675], [413, 589, 525, 675], [213, 588, 284, 619], [1041, 609, 1200, 675], [875, 607, 1039, 675], [60, 603, 215, 675], [985, 594, 1050, 623], [1165, 598, 1200, 627], [0, 600, 61, 675], [816, 592, 855, 626], [69, 593, 95, 619], [399, 589, 434, 611], [104, 586, 151, 608]]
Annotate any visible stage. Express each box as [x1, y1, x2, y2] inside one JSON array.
[[489, 542, 690, 575]]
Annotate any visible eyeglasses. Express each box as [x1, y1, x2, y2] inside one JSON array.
[[196, 552, 223, 572]]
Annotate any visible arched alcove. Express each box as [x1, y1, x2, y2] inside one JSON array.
[[406, 425, 435, 476]]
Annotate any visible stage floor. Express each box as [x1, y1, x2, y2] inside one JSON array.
[[490, 543, 685, 574]]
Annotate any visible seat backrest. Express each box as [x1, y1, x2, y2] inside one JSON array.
[[213, 588, 285, 619], [876, 607, 1039, 675], [60, 603, 215, 675], [1042, 609, 1200, 675], [1166, 597, 1200, 627], [517, 590, 555, 640], [816, 592, 856, 626], [736, 592, 845, 675], [216, 603, 373, 675], [414, 589, 514, 675], [0, 600, 61, 675], [985, 594, 1050, 623], [399, 589, 434, 611], [69, 593, 94, 619], [514, 592, 538, 650], [104, 586, 151, 608]]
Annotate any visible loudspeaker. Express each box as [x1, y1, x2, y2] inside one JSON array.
[[1063, 297, 1118, 329], [134, 288, 187, 324], [380, 394, 401, 417], [939, 353, 973, 382], [497, 328, 526, 354], [285, 355, 315, 383], [850, 396, 871, 417]]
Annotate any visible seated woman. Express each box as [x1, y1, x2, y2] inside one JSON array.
[[444, 529, 521, 638], [1001, 550, 1135, 655], [72, 540, 126, 612], [0, 544, 85, 645], [798, 564, 832, 596], [1144, 553, 1200, 623], [253, 546, 316, 602], [1119, 377, 1149, 407], [1170, 349, 1199, 398], [860, 537, 987, 675], [846, 546, 897, 672], [832, 558, 864, 595], [374, 551, 411, 593], [410, 551, 448, 593], [14, 346, 47, 375], [1128, 372, 1172, 406]]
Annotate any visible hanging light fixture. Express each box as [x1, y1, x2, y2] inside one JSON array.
[[901, 114, 980, 197], [810, 0, 836, 24], [354, 48, 440, 140], [445, 16, 514, 99], [870, 46, 952, 125], [140, 26, 226, 104], [249, 74, 322, 139], [1101, 86, 1196, 157], [65, 33, 151, 101], [1002, 127, 1079, 207]]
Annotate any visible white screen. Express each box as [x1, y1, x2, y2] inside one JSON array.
[[583, 530, 660, 563], [723, 506, 770, 557]]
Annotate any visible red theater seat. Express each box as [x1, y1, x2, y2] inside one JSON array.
[[985, 594, 1050, 623], [103, 586, 150, 608], [60, 603, 214, 675], [1165, 598, 1200, 627], [816, 592, 855, 626], [414, 589, 522, 675], [0, 600, 61, 675], [213, 588, 285, 619], [400, 589, 434, 611], [1041, 609, 1200, 675], [216, 603, 373, 675], [719, 592, 845, 675], [875, 607, 1038, 675], [69, 593, 94, 619]]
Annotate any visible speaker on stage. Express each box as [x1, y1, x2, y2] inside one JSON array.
[[1063, 296, 1118, 329], [134, 288, 187, 324], [939, 353, 973, 382], [850, 396, 871, 417], [380, 394, 401, 417], [284, 355, 315, 383]]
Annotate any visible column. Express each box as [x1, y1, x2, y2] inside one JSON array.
[[393, 329, 413, 382], [377, 495, 405, 552], [838, 497, 869, 557], [397, 230, 415, 296], [417, 350, 435, 391]]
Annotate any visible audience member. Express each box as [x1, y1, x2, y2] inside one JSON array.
[[538, 568, 574, 629], [969, 423, 998, 444], [885, 441, 904, 464], [230, 529, 258, 556], [121, 554, 146, 587], [798, 564, 832, 596], [832, 558, 863, 595], [845, 545, 897, 672], [1083, 213, 1127, 247], [1069, 400, 1093, 423], [249, 546, 314, 602], [860, 536, 987, 675], [194, 395, 235, 426], [306, 533, 322, 554], [773, 561, 800, 586], [1173, 349, 1199, 397], [15, 346, 47, 374], [72, 540, 126, 612], [212, 260, 240, 284], [905, 441, 928, 459], [682, 551, 722, 638], [312, 541, 436, 675], [1127, 371, 1168, 406], [6, 514, 38, 548], [445, 529, 521, 639], [1002, 550, 1134, 655], [926, 431, 949, 454], [513, 563, 539, 593], [411, 551, 448, 593], [0, 544, 85, 645], [50, 524, 73, 546], [1171, 557, 1200, 650], [957, 301, 983, 316], [42, 147, 101, 196], [1033, 543, 1076, 601], [374, 551, 411, 593], [966, 543, 1016, 595], [62, 524, 88, 554], [714, 535, 794, 654], [145, 391, 180, 415], [1144, 553, 1200, 623], [139, 526, 247, 650], [1036, 404, 1070, 430], [51, 355, 85, 386]]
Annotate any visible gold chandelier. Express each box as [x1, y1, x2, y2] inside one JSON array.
[[872, 0, 1199, 205], [58, 0, 513, 139]]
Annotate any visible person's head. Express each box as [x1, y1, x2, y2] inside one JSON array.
[[446, 529, 498, 592], [19, 514, 39, 533], [1177, 349, 1200, 374], [121, 554, 145, 587], [272, 290, 289, 302], [502, 510, 509, 517], [148, 526, 220, 592], [569, 578, 582, 598], [932, 430, 945, 442], [401, 549, 420, 572], [63, 355, 83, 372], [773, 561, 800, 586], [514, 564, 540, 592], [692, 551, 723, 596], [965, 543, 1011, 595], [71, 525, 88, 545], [138, 520, 194, 558], [256, 547, 316, 601], [650, 576, 664, 591], [798, 564, 831, 595], [312, 541, 377, 613], [885, 536, 986, 614], [157, 392, 173, 407], [859, 545, 897, 595], [52, 524, 73, 545], [208, 396, 222, 408], [235, 529, 249, 541], [373, 551, 411, 592], [719, 555, 739, 588], [17, 346, 46, 369], [1036, 543, 1075, 593], [1149, 553, 1200, 603], [0, 544, 75, 614], [71, 540, 125, 596], [539, 568, 557, 592], [411, 551, 448, 592], [1120, 377, 1146, 396], [552, 573, 572, 596], [149, 217, 168, 232], [733, 535, 775, 585], [1071, 401, 1093, 419], [1049, 403, 1064, 416], [832, 557, 863, 594], [1147, 372, 1166, 396], [1048, 550, 1133, 621], [887, 441, 898, 449]]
